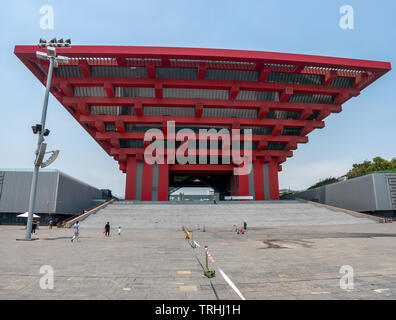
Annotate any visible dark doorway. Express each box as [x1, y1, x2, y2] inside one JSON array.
[[169, 172, 231, 200]]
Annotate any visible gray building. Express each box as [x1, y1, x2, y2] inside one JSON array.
[[0, 169, 105, 225], [285, 173, 396, 217]]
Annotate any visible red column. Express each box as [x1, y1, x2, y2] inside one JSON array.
[[141, 161, 153, 201], [125, 156, 137, 200], [253, 160, 265, 200], [158, 162, 169, 201], [237, 172, 250, 197], [268, 158, 280, 200]]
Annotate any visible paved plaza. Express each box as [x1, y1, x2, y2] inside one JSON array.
[[1, 201, 396, 300]]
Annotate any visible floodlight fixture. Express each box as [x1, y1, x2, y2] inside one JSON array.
[[56, 55, 70, 64], [47, 46, 56, 57], [38, 39, 47, 48], [48, 38, 57, 46], [36, 51, 48, 60]]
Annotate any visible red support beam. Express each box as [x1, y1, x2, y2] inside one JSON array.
[[195, 103, 203, 117], [285, 141, 297, 150], [316, 107, 331, 121], [258, 66, 271, 82], [53, 77, 360, 97], [353, 72, 369, 88], [111, 148, 293, 159], [322, 70, 338, 86], [272, 124, 284, 136], [96, 132, 308, 144], [78, 60, 91, 77], [161, 58, 170, 68], [258, 106, 269, 119], [155, 83, 163, 98], [39, 60, 49, 74], [197, 62, 206, 80], [257, 138, 268, 151], [104, 82, 115, 98], [110, 138, 120, 148], [95, 120, 105, 133], [280, 87, 293, 102], [334, 90, 350, 105], [116, 120, 125, 133], [229, 85, 240, 100], [146, 61, 155, 78], [232, 121, 240, 130], [80, 114, 324, 129], [300, 125, 314, 136], [299, 106, 313, 120], [134, 102, 143, 116], [116, 57, 126, 67], [293, 65, 305, 73], [77, 102, 90, 115], [62, 96, 343, 114], [60, 81, 73, 97]]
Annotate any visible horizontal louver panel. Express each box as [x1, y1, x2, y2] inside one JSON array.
[[266, 72, 324, 85], [240, 126, 272, 135], [205, 69, 259, 81], [163, 88, 229, 100], [115, 87, 155, 97], [73, 86, 107, 97], [90, 106, 135, 115], [156, 68, 197, 79], [289, 93, 334, 104], [91, 66, 147, 78], [266, 110, 301, 120], [202, 108, 258, 118], [237, 91, 280, 101], [54, 66, 82, 77], [143, 106, 195, 117], [329, 76, 355, 88]]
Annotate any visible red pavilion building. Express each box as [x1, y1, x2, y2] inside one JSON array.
[[14, 45, 391, 201]]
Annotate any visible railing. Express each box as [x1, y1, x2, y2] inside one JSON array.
[[57, 198, 115, 228]]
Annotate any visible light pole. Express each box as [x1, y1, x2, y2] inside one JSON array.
[[24, 38, 71, 240]]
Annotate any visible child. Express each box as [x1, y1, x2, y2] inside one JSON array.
[[117, 226, 121, 236]]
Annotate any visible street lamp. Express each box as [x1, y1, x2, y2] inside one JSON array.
[[24, 38, 71, 240]]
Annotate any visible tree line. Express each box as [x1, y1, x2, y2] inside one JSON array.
[[308, 157, 396, 190]]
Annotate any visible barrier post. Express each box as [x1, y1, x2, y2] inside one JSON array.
[[204, 245, 215, 278]]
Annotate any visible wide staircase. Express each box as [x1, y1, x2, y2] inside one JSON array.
[[80, 200, 375, 229]]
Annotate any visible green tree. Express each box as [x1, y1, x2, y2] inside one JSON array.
[[308, 177, 338, 189], [346, 157, 396, 179]]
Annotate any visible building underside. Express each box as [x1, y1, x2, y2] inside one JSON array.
[[15, 46, 391, 200]]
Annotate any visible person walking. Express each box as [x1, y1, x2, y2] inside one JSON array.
[[49, 219, 53, 230], [32, 220, 37, 234], [117, 226, 122, 236], [105, 222, 110, 237], [71, 221, 80, 242]]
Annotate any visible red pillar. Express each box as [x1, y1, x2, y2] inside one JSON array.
[[141, 161, 153, 201], [253, 160, 265, 200], [125, 156, 137, 200], [237, 172, 250, 197], [268, 158, 280, 200], [158, 163, 169, 201]]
